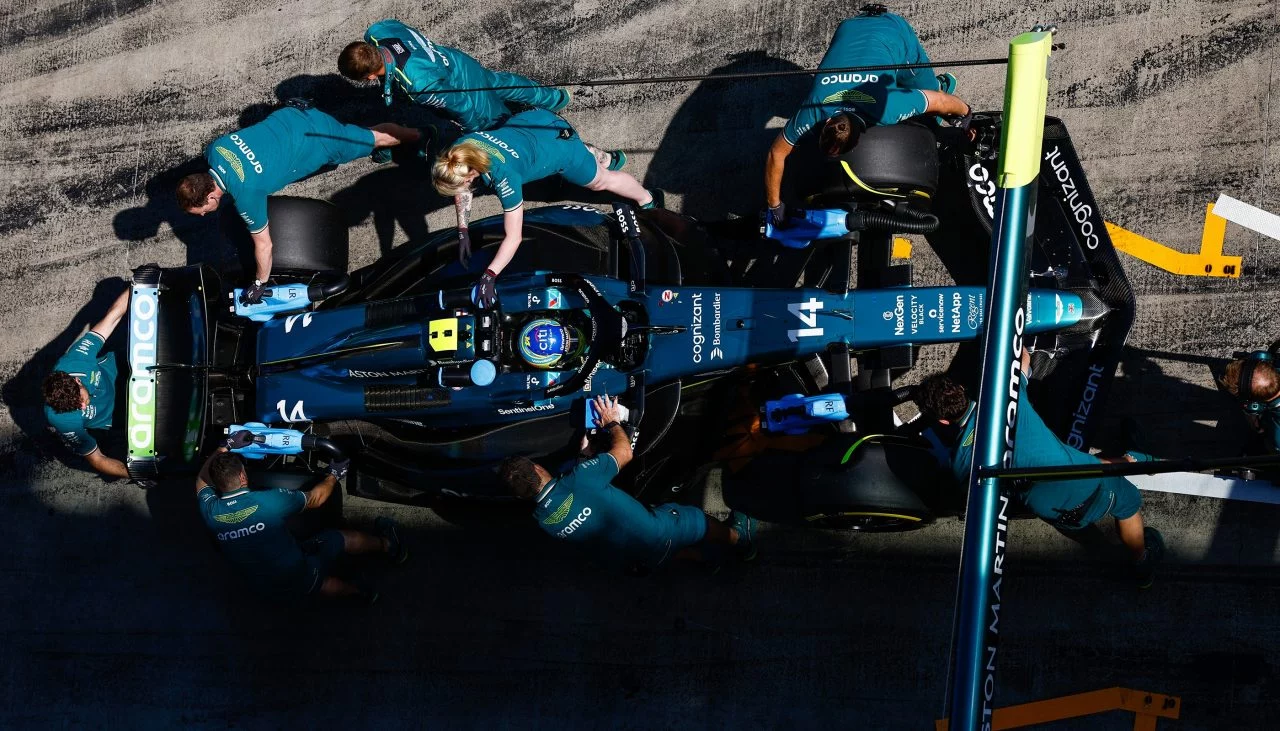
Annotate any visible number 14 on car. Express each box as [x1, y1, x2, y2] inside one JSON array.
[[787, 298, 824, 341]]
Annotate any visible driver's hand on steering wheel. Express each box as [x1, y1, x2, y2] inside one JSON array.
[[592, 394, 624, 428]]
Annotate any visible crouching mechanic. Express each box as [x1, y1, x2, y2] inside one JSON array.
[[1219, 352, 1280, 452], [431, 109, 649, 307], [339, 18, 570, 132], [917, 349, 1165, 588], [500, 395, 757, 574], [42, 287, 131, 478], [764, 6, 971, 223], [196, 431, 407, 604], [176, 106, 422, 304]]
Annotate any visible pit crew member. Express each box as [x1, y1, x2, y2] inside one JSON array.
[[196, 432, 407, 604], [431, 109, 649, 307], [176, 107, 421, 303], [1219, 353, 1280, 452], [764, 7, 971, 223], [42, 288, 131, 478], [500, 395, 757, 573], [339, 18, 570, 132], [916, 350, 1165, 588]]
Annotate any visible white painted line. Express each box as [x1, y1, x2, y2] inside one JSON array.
[[1214, 194, 1280, 242], [1131, 472, 1280, 505]]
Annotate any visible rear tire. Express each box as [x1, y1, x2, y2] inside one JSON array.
[[796, 435, 939, 533], [239, 196, 350, 274]]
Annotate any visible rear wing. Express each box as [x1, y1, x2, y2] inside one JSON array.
[[125, 264, 216, 480]]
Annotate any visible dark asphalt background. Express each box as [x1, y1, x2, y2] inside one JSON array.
[[2, 1, 1279, 728]]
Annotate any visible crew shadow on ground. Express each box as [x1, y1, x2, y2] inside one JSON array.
[[645, 52, 808, 220], [0, 277, 131, 477]]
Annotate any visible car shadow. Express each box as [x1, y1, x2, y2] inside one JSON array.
[[0, 277, 131, 479], [645, 51, 808, 220]]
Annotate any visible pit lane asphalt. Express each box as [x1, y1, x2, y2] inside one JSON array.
[[2, 1, 1279, 728]]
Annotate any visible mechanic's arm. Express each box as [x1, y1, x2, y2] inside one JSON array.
[[303, 474, 338, 510], [85, 447, 129, 479], [921, 89, 971, 117], [195, 447, 228, 494], [454, 190, 474, 230], [592, 395, 633, 470], [89, 288, 131, 341], [250, 227, 274, 283], [764, 134, 794, 209], [486, 206, 526, 277]]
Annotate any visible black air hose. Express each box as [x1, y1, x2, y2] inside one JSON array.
[[307, 273, 350, 301], [301, 435, 347, 461], [845, 209, 939, 234]]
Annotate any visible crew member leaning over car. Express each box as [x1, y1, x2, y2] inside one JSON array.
[[42, 288, 131, 478], [917, 349, 1166, 588], [339, 18, 570, 133], [764, 6, 971, 223], [431, 109, 651, 308], [1220, 354, 1280, 452], [196, 432, 407, 605], [176, 106, 421, 305], [500, 395, 758, 574]]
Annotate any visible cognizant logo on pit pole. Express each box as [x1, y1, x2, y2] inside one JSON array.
[[128, 285, 160, 458]]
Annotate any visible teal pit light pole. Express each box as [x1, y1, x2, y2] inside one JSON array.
[[944, 28, 1054, 731]]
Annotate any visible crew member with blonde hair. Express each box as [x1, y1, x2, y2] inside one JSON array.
[[432, 109, 652, 307]]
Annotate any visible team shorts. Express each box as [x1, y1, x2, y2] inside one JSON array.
[[644, 503, 709, 569], [298, 529, 347, 595]]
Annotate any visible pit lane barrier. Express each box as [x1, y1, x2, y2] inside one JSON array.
[[936, 687, 1181, 731], [1106, 195, 1280, 278]]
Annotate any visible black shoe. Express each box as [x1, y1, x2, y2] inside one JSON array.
[[1134, 527, 1164, 589], [642, 188, 665, 210], [376, 516, 408, 565]]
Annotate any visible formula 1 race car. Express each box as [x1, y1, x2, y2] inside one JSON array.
[[123, 114, 1133, 522]]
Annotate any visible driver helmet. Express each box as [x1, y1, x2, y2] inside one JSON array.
[[518, 318, 583, 369]]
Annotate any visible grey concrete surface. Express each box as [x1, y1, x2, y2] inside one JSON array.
[[2, 1, 1280, 728]]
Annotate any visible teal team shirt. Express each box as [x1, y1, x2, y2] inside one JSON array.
[[198, 485, 314, 594], [45, 332, 118, 456], [950, 374, 1141, 527], [365, 19, 567, 132], [782, 12, 939, 145], [534, 454, 680, 568], [205, 107, 375, 233], [457, 109, 598, 211]]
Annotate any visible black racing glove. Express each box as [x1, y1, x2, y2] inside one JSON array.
[[474, 269, 498, 309], [954, 104, 975, 134], [240, 280, 266, 306], [457, 227, 473, 268], [767, 202, 787, 230], [224, 429, 255, 451], [326, 458, 350, 480]]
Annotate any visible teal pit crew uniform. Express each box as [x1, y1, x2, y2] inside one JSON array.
[[198, 484, 345, 599], [366, 19, 568, 132], [45, 332, 118, 456], [457, 109, 598, 212], [949, 373, 1142, 529], [205, 107, 376, 233], [533, 454, 708, 571], [782, 11, 939, 145]]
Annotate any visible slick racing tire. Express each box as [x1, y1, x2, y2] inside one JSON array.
[[254, 196, 350, 274], [797, 435, 938, 533]]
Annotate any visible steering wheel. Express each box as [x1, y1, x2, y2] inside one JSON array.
[[543, 273, 627, 399]]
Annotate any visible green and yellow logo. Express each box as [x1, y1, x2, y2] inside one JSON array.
[[543, 493, 573, 525], [214, 504, 260, 524], [215, 146, 246, 182], [822, 89, 875, 106]]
